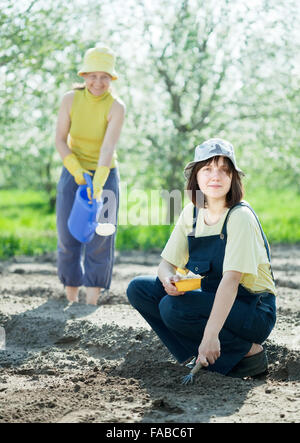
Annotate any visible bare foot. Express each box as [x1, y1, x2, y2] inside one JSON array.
[[245, 343, 263, 357], [66, 286, 79, 303], [86, 287, 101, 305]]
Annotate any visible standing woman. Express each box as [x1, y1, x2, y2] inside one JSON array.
[[127, 139, 276, 377], [55, 45, 125, 305]]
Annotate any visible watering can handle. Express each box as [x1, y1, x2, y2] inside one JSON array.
[[84, 173, 93, 198]]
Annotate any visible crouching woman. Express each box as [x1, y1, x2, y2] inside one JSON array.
[[127, 138, 276, 377]]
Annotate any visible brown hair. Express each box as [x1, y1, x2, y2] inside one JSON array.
[[186, 156, 244, 208]]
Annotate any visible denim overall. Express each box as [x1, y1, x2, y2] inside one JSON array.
[[127, 202, 276, 375]]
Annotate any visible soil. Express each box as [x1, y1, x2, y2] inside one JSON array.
[[0, 245, 299, 423]]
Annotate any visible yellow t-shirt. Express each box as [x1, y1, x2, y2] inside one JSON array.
[[161, 202, 276, 295], [68, 87, 117, 170]]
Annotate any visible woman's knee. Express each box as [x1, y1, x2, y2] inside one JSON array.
[[127, 278, 140, 307], [127, 275, 165, 310], [127, 276, 151, 308]]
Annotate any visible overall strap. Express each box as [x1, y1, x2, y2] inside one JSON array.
[[192, 205, 199, 229], [189, 205, 200, 236], [221, 201, 275, 281]]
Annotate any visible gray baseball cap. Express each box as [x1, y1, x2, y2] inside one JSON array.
[[184, 138, 244, 180]]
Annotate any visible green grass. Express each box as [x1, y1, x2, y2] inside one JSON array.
[[0, 190, 57, 258], [116, 225, 173, 251], [244, 186, 300, 243], [0, 187, 299, 260]]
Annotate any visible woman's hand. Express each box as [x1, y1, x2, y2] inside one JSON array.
[[89, 165, 110, 201], [196, 335, 221, 367], [162, 275, 185, 296]]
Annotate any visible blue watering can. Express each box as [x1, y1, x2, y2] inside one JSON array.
[[68, 173, 104, 243]]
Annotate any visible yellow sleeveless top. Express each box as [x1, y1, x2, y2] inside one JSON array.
[[68, 87, 117, 170]]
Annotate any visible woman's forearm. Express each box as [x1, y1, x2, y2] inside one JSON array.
[[97, 145, 115, 168], [56, 138, 72, 160], [55, 92, 73, 161], [203, 271, 242, 338], [97, 101, 125, 167], [157, 260, 177, 283]]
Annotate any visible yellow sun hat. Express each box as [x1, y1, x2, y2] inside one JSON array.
[[77, 45, 118, 80]]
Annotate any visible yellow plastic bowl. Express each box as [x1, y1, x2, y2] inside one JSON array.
[[175, 278, 202, 292]]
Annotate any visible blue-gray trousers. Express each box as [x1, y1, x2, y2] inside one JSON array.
[[56, 167, 119, 288]]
